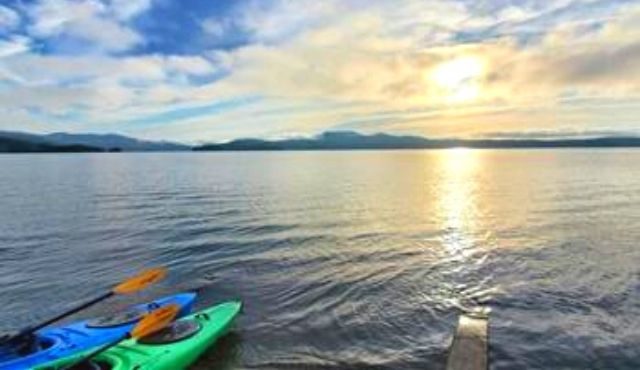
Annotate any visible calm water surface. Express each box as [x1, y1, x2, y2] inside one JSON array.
[[1, 150, 639, 369]]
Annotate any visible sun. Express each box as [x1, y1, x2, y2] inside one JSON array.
[[430, 57, 485, 104]]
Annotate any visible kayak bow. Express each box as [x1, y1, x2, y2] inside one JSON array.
[[0, 293, 196, 370]]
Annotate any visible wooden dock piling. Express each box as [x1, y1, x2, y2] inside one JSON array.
[[446, 314, 489, 370]]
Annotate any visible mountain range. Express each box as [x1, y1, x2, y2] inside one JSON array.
[[0, 136, 103, 153], [3, 130, 640, 153], [0, 131, 189, 152], [194, 131, 640, 151]]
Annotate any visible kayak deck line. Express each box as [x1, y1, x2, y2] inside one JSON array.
[[446, 314, 489, 370]]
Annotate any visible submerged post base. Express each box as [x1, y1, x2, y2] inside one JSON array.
[[446, 314, 488, 370]]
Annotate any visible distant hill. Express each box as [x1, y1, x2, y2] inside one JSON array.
[[0, 136, 103, 153], [0, 131, 190, 152], [3, 129, 640, 153], [194, 130, 640, 151], [45, 132, 189, 151]]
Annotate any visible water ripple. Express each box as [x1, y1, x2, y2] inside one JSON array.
[[1, 150, 640, 369]]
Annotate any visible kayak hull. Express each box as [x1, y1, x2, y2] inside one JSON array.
[[37, 301, 242, 370], [0, 293, 196, 370]]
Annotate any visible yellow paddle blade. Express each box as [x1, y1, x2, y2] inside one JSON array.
[[113, 267, 167, 294], [131, 304, 180, 339]]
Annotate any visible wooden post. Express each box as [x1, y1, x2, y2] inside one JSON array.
[[446, 314, 489, 370]]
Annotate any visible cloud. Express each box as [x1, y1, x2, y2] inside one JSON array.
[[165, 56, 215, 76], [480, 128, 640, 140], [0, 5, 20, 31], [212, 1, 640, 107], [0, 51, 223, 127], [0, 36, 30, 59], [25, 0, 145, 53], [201, 18, 227, 38], [2, 53, 218, 86], [108, 0, 153, 20], [0, 0, 639, 140]]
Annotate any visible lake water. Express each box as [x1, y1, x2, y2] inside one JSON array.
[[1, 150, 640, 369]]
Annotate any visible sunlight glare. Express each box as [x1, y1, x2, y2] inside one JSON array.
[[431, 57, 484, 104], [443, 147, 476, 173], [437, 148, 479, 255]]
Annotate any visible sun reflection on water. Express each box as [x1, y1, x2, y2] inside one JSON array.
[[433, 148, 495, 316], [436, 148, 480, 256]]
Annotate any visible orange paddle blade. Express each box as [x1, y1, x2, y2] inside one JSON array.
[[113, 267, 167, 294], [131, 304, 180, 339]]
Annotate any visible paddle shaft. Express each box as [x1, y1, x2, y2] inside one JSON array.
[[20, 291, 113, 337], [1, 267, 167, 349]]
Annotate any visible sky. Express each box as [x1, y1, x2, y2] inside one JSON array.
[[0, 0, 639, 143]]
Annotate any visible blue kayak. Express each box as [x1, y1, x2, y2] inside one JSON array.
[[0, 293, 196, 370]]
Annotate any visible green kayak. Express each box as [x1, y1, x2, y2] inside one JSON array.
[[36, 301, 242, 370]]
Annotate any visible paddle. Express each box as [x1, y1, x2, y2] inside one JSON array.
[[63, 303, 180, 370], [2, 267, 167, 346]]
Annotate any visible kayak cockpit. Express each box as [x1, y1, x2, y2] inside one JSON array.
[[86, 309, 145, 328], [138, 320, 202, 345], [0, 334, 57, 357]]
